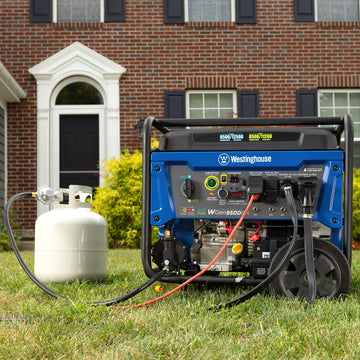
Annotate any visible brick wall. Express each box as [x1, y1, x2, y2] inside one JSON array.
[[2, 0, 360, 228]]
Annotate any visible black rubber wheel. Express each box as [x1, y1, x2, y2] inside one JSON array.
[[269, 238, 351, 299]]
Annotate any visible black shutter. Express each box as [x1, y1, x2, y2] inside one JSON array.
[[164, 91, 186, 118], [235, 0, 257, 24], [164, 0, 184, 24], [294, 0, 314, 22], [30, 0, 51, 23], [105, 0, 125, 22], [237, 90, 259, 117], [296, 90, 318, 116]]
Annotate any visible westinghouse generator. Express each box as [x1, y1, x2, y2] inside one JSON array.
[[3, 114, 354, 309], [142, 115, 354, 306]]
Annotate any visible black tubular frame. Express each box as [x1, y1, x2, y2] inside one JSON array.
[[141, 115, 354, 282]]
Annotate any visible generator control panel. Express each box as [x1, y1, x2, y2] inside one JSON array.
[[150, 149, 344, 232], [170, 165, 325, 220]]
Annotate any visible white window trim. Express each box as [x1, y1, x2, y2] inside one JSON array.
[[315, 0, 360, 21], [184, 0, 235, 22], [318, 89, 360, 141], [53, 0, 105, 23], [186, 89, 237, 119]]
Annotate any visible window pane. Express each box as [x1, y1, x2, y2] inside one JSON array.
[[188, 0, 231, 22], [335, 107, 348, 117], [205, 93, 218, 108], [220, 93, 233, 108], [56, 82, 104, 105], [205, 109, 218, 118], [189, 109, 203, 118], [57, 0, 100, 22], [219, 108, 233, 118], [334, 93, 347, 107], [319, 92, 333, 107], [354, 142, 360, 168], [320, 108, 333, 117], [189, 94, 203, 108], [355, 123, 360, 138], [350, 93, 360, 106], [350, 108, 360, 121], [317, 0, 359, 21]]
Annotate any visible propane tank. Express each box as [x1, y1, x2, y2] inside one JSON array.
[[34, 185, 108, 282]]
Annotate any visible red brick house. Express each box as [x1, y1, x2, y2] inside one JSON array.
[[1, 0, 359, 237]]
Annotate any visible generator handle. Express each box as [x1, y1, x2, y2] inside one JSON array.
[[153, 116, 345, 130], [141, 116, 158, 277], [343, 113, 354, 263]]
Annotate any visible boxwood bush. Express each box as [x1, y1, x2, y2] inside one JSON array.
[[92, 139, 158, 249], [92, 149, 142, 248]]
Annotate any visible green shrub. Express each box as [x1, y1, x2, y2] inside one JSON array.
[[0, 222, 20, 252], [92, 149, 143, 248], [353, 169, 360, 242], [92, 139, 160, 248], [0, 230, 12, 251]]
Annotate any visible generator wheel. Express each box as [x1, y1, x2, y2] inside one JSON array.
[[269, 238, 351, 299]]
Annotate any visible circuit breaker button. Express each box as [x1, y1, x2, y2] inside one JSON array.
[[218, 188, 229, 199]]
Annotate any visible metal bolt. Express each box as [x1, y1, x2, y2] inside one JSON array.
[[155, 166, 160, 171], [332, 218, 338, 223], [154, 216, 160, 221], [333, 165, 339, 171]]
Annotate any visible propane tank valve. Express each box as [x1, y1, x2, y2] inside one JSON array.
[[36, 186, 63, 204]]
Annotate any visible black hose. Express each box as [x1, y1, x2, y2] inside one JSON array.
[[5, 192, 166, 306], [303, 215, 316, 307], [207, 185, 298, 311]]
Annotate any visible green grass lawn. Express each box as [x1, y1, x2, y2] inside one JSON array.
[[1, 249, 360, 359]]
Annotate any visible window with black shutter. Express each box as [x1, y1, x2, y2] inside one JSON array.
[[30, 0, 125, 23], [295, 0, 359, 22], [164, 0, 257, 24]]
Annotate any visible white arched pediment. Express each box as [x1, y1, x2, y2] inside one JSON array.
[[29, 41, 126, 90], [29, 42, 126, 216]]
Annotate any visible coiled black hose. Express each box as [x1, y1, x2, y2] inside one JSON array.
[[4, 192, 167, 306]]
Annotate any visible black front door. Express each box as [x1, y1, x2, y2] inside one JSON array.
[[60, 114, 99, 189]]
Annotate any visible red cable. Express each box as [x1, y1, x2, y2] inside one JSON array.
[[248, 219, 261, 242], [112, 194, 257, 310]]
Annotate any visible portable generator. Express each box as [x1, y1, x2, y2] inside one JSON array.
[[142, 115, 354, 302], [3, 114, 354, 309]]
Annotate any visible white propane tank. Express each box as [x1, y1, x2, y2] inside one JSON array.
[[34, 185, 108, 282]]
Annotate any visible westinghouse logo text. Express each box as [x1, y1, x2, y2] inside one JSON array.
[[230, 155, 272, 164], [218, 153, 272, 166]]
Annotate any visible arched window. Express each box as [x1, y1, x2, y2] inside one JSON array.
[[55, 82, 104, 105]]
